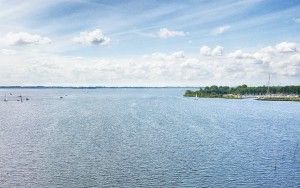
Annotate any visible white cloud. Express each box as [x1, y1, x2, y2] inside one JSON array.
[[228, 50, 254, 59], [143, 51, 185, 60], [212, 25, 231, 35], [0, 49, 16, 55], [275, 42, 297, 53], [4, 32, 51, 46], [211, 46, 224, 56], [200, 45, 223, 56], [157, 28, 186, 39], [171, 51, 185, 58], [228, 42, 298, 60], [200, 46, 211, 56], [226, 42, 300, 78], [73, 29, 110, 45]]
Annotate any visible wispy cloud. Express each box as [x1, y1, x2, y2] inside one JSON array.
[[0, 48, 16, 55], [157, 28, 186, 39], [294, 17, 300, 23], [212, 25, 231, 35]]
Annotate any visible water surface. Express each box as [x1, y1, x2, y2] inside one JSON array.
[[0, 88, 299, 187]]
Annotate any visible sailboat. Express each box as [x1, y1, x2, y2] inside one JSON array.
[[194, 93, 198, 100], [18, 94, 23, 102], [4, 93, 8, 102]]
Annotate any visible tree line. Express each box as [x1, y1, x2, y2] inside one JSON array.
[[184, 85, 300, 97]]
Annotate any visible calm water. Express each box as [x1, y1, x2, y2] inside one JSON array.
[[0, 88, 299, 187]]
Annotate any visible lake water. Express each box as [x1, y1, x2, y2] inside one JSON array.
[[0, 88, 299, 187]]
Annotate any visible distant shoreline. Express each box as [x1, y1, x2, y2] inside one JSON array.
[[0, 86, 195, 89]]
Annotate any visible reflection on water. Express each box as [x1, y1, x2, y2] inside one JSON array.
[[0, 88, 299, 187]]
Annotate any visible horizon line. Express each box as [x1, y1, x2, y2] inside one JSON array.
[[0, 85, 299, 89]]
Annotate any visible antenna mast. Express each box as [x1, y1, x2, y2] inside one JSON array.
[[267, 73, 270, 96]]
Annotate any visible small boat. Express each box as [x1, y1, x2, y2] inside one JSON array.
[[26, 97, 30, 101], [60, 96, 63, 99]]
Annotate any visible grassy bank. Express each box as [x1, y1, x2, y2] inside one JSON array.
[[256, 96, 300, 101]]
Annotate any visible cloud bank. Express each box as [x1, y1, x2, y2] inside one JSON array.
[[0, 42, 298, 86]]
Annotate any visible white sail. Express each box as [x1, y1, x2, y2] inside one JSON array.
[[4, 93, 8, 102]]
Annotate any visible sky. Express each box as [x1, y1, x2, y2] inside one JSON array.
[[0, 0, 300, 86]]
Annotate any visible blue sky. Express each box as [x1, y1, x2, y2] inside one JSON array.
[[0, 0, 299, 86]]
